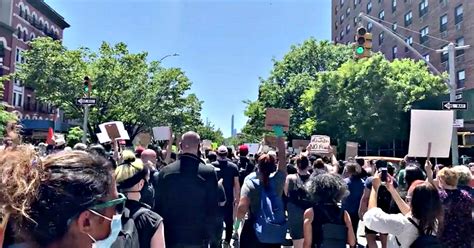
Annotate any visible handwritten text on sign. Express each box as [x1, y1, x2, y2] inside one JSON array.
[[309, 135, 330, 153]]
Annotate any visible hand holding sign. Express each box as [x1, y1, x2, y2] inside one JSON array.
[[265, 108, 290, 132]]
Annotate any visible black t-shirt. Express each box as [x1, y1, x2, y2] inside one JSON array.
[[126, 200, 162, 248], [287, 164, 297, 175], [212, 160, 239, 205]]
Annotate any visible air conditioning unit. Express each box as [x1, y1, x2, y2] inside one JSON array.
[[441, 31, 448, 38]]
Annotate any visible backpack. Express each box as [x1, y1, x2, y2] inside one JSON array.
[[251, 178, 287, 244], [319, 206, 347, 248], [289, 174, 312, 210], [111, 207, 148, 248], [395, 217, 442, 248]]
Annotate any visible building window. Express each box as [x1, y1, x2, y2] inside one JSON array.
[[392, 0, 397, 12], [405, 11, 413, 26], [19, 5, 23, 17], [419, 0, 428, 17], [340, 14, 345, 24], [31, 14, 36, 25], [379, 32, 384, 45], [367, 1, 372, 13], [456, 37, 464, 56], [39, 20, 43, 29], [17, 93, 22, 107], [440, 44, 448, 63], [367, 22, 373, 32], [26, 96, 31, 111], [457, 70, 465, 88], [16, 27, 21, 39], [15, 48, 21, 63], [423, 53, 430, 62], [420, 26, 429, 43], [13, 93, 16, 107], [44, 23, 49, 34], [346, 7, 351, 16], [405, 36, 413, 52], [340, 30, 344, 39], [346, 24, 351, 34], [340, 0, 345, 6], [440, 14, 448, 32], [354, 0, 360, 7], [22, 31, 27, 42], [455, 5, 463, 24], [354, 16, 359, 26], [379, 10, 385, 21], [392, 46, 398, 59], [392, 22, 397, 31]]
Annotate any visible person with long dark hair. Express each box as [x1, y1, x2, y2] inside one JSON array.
[[363, 171, 443, 248], [237, 137, 287, 248], [284, 155, 312, 248]]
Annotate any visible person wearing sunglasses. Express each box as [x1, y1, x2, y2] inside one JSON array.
[[0, 148, 124, 248], [115, 153, 165, 248]]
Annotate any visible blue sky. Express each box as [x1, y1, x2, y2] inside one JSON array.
[[45, 0, 331, 137]]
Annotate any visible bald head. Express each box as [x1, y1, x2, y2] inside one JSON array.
[[180, 131, 201, 155], [141, 149, 157, 167]]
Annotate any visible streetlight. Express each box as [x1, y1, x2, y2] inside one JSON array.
[[159, 53, 179, 62]]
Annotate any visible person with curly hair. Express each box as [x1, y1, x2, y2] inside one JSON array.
[[303, 173, 356, 248], [0, 146, 125, 248]]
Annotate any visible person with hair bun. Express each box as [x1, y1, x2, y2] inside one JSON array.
[[115, 150, 165, 248], [237, 137, 287, 248], [284, 155, 312, 248], [0, 147, 125, 248]]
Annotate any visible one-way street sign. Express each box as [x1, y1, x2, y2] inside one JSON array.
[[76, 97, 97, 105], [442, 101, 468, 110]]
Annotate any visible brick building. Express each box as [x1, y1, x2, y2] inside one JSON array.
[[0, 0, 69, 139], [332, 0, 472, 89]]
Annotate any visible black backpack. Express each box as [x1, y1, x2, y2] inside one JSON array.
[[289, 174, 312, 210], [407, 218, 442, 248], [318, 206, 347, 248], [111, 207, 148, 248]]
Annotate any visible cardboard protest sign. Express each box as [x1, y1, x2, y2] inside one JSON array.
[[292, 139, 310, 149], [133, 133, 152, 147], [152, 126, 171, 141], [265, 108, 291, 131], [308, 135, 331, 154], [264, 135, 278, 148], [202, 140, 212, 149], [99, 121, 130, 140], [408, 110, 453, 158], [345, 142, 359, 161], [97, 132, 111, 144]]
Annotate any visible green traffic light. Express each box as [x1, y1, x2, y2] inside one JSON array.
[[356, 46, 364, 55]]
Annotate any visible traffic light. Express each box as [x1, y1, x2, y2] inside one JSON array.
[[354, 27, 372, 59], [83, 76, 91, 96]]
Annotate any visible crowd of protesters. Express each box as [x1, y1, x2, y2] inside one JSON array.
[[0, 125, 472, 248]]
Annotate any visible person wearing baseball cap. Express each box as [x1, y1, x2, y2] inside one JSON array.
[[212, 145, 240, 248]]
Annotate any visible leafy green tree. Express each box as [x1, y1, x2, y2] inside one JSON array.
[[12, 37, 203, 142], [195, 122, 225, 145], [301, 54, 448, 147], [66, 126, 84, 147], [242, 39, 353, 142]]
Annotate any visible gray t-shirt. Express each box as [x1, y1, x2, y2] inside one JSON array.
[[241, 170, 286, 217]]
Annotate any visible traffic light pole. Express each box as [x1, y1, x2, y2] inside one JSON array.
[[359, 13, 470, 165], [82, 105, 89, 144]]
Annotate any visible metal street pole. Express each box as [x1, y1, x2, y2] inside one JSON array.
[[82, 105, 89, 144], [448, 43, 459, 165]]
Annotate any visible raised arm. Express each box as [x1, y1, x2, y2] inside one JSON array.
[[386, 175, 411, 215], [276, 137, 287, 173]]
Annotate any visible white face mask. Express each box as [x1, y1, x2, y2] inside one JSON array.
[[88, 210, 122, 248]]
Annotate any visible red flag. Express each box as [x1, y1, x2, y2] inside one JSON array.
[[46, 127, 54, 145]]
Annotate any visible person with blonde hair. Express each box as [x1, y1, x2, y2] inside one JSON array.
[[428, 166, 472, 248], [0, 147, 125, 248], [115, 150, 165, 248], [451, 165, 473, 197]]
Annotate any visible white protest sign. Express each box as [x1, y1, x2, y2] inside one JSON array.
[[408, 110, 453, 158], [245, 143, 260, 155], [99, 121, 130, 140], [152, 126, 171, 141], [97, 132, 111, 144], [202, 140, 212, 149], [309, 135, 331, 153]]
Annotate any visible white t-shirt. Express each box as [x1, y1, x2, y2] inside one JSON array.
[[363, 207, 419, 248]]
